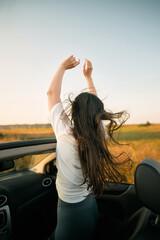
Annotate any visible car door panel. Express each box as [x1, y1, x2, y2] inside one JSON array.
[[95, 183, 143, 240], [0, 139, 58, 240], [0, 171, 58, 240]]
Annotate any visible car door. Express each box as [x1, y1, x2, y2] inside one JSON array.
[[0, 138, 58, 240], [0, 138, 148, 240], [94, 183, 144, 240]]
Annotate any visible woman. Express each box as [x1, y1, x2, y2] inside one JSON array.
[[47, 56, 132, 240]]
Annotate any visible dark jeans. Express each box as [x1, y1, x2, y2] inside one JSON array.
[[55, 195, 99, 240]]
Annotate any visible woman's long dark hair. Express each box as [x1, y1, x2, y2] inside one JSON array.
[[62, 92, 133, 196]]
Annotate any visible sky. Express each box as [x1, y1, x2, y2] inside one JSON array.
[[0, 0, 160, 125]]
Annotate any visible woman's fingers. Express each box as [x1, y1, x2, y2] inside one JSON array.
[[84, 58, 93, 70], [83, 61, 86, 72], [62, 56, 92, 72], [83, 58, 93, 79], [74, 59, 80, 67], [68, 59, 80, 69], [61, 55, 80, 70]]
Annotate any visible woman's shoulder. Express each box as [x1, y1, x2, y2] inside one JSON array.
[[58, 132, 77, 146]]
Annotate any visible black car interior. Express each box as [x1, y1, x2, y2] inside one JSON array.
[[0, 139, 57, 240], [0, 139, 159, 240], [128, 158, 160, 240]]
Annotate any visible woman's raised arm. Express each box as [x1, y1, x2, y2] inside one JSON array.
[[47, 55, 80, 111], [83, 58, 97, 96]]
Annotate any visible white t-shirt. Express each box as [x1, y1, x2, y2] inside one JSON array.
[[48, 102, 91, 203]]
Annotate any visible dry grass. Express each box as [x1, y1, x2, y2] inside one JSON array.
[[0, 126, 54, 143], [118, 139, 160, 184], [120, 124, 160, 133], [0, 127, 53, 135], [0, 124, 160, 184]]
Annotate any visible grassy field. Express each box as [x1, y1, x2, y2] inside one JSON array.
[[0, 123, 160, 184], [117, 139, 160, 183], [0, 126, 55, 142]]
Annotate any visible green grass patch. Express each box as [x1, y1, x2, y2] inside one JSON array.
[[114, 131, 160, 141]]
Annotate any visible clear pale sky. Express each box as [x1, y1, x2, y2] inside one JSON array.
[[0, 0, 160, 124]]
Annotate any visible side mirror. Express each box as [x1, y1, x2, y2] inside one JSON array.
[[0, 160, 15, 172]]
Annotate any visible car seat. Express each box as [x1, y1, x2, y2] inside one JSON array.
[[128, 158, 160, 240]]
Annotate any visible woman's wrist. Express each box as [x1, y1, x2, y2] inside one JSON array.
[[85, 77, 93, 83], [59, 63, 66, 71]]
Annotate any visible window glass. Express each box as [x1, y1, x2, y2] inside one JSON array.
[[0, 153, 51, 175]]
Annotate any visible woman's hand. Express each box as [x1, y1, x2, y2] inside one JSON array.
[[61, 55, 80, 70], [47, 55, 80, 111], [83, 58, 97, 96], [83, 58, 93, 80]]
